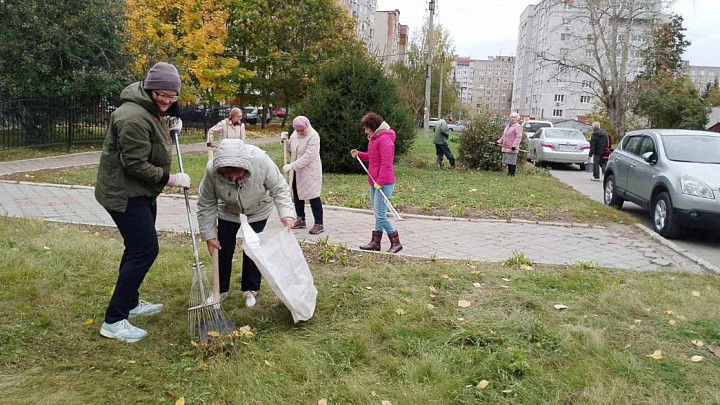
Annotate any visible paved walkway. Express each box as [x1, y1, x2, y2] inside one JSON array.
[[0, 144, 707, 273]]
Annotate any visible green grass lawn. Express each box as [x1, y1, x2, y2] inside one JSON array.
[[0, 134, 632, 225], [1, 217, 719, 404]]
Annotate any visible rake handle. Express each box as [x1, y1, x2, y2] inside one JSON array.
[[354, 154, 403, 221]]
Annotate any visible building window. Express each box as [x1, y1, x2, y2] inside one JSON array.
[[562, 17, 571, 25], [554, 94, 565, 102], [580, 95, 591, 103], [561, 33, 571, 41], [585, 50, 594, 57], [582, 80, 592, 88], [553, 109, 563, 117], [560, 48, 569, 56]]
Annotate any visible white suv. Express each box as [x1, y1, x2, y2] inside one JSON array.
[[523, 120, 553, 139]]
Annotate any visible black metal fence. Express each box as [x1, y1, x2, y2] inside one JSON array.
[[0, 98, 236, 151]]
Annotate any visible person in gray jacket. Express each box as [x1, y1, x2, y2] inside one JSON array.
[[196, 139, 296, 308], [433, 118, 455, 169]]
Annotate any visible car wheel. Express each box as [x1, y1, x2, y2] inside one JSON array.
[[533, 150, 542, 167], [448, 128, 454, 132], [652, 191, 682, 239], [603, 174, 624, 209]]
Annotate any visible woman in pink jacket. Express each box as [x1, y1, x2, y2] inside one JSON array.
[[350, 112, 403, 253], [282, 116, 324, 235], [496, 112, 523, 177]]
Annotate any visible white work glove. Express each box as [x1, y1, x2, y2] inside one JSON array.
[[282, 164, 292, 173], [169, 117, 183, 133], [168, 172, 191, 189], [280, 131, 289, 143]]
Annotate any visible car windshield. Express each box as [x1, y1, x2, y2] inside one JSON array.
[[243, 107, 255, 114], [661, 135, 720, 163], [526, 122, 552, 132], [543, 129, 584, 139]]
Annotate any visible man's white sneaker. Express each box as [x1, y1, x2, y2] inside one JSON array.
[[203, 292, 229, 306], [129, 300, 163, 318], [243, 291, 257, 308], [100, 319, 147, 343]]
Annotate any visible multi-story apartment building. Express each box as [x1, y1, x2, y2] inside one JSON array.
[[512, 0, 661, 121], [684, 63, 720, 93], [371, 10, 408, 70], [452, 56, 515, 115], [338, 0, 377, 48]]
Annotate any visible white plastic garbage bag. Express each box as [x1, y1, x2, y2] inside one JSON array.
[[240, 214, 317, 323]]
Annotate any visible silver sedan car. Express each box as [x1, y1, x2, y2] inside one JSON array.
[[527, 127, 590, 169], [604, 129, 720, 238]]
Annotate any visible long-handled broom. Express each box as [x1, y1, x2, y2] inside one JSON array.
[[170, 121, 235, 342]]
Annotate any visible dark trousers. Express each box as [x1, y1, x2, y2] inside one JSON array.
[[292, 177, 323, 225], [592, 155, 607, 179], [435, 144, 455, 168], [217, 217, 266, 293], [105, 198, 159, 324], [508, 164, 516, 176]]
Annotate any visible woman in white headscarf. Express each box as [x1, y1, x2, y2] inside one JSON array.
[[497, 112, 523, 177], [282, 116, 324, 234]]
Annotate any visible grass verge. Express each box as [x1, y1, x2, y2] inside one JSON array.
[[1, 217, 719, 404]]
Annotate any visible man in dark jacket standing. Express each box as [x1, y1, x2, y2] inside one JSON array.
[[95, 62, 190, 342], [588, 122, 610, 181]]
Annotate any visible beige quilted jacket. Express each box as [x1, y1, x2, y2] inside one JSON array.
[[285, 128, 322, 200]]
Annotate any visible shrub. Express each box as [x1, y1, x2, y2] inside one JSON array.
[[458, 111, 529, 171], [294, 50, 415, 173]]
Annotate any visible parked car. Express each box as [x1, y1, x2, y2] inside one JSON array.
[[242, 106, 271, 125], [447, 120, 465, 132], [523, 120, 553, 139], [603, 129, 720, 238], [273, 108, 286, 118], [428, 117, 440, 129], [527, 127, 590, 169]]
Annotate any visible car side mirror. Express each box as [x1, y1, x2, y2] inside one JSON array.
[[642, 151, 657, 164]]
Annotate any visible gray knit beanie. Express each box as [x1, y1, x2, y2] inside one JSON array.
[[144, 62, 181, 93]]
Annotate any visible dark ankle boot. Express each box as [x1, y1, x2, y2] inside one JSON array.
[[359, 231, 382, 251], [387, 231, 403, 253]]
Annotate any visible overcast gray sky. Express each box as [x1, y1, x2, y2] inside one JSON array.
[[376, 0, 720, 66]]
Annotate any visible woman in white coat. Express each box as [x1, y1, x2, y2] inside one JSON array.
[[282, 116, 324, 234]]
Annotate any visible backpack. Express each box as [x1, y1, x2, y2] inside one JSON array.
[[602, 133, 613, 160]]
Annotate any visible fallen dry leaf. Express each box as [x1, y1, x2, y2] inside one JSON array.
[[457, 317, 465, 321], [500, 285, 509, 289], [441, 274, 450, 279], [502, 277, 510, 282], [473, 282, 481, 288], [429, 286, 438, 293], [458, 300, 471, 308], [381, 401, 392, 405], [692, 340, 705, 347], [520, 264, 533, 271], [476, 380, 490, 390], [398, 287, 406, 292], [502, 389, 513, 394], [207, 330, 220, 338], [427, 304, 435, 310], [668, 319, 677, 326], [318, 399, 327, 405], [634, 319, 642, 324], [366, 286, 372, 290], [466, 263, 477, 269], [127, 360, 136, 364], [646, 350, 663, 360], [43, 246, 51, 251], [666, 310, 674, 315], [553, 304, 568, 310], [395, 309, 405, 315], [708, 345, 720, 358], [85, 318, 94, 325], [369, 391, 376, 396], [691, 355, 704, 363], [692, 291, 701, 297], [429, 294, 437, 299], [175, 397, 185, 405], [629, 325, 636, 330], [264, 360, 273, 367], [706, 285, 712, 291]]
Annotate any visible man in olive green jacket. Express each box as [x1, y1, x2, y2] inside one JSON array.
[[95, 62, 190, 343], [433, 118, 456, 169]]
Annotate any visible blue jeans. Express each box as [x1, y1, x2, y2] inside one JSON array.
[[369, 183, 396, 235]]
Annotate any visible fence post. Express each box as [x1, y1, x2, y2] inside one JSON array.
[[67, 97, 75, 152]]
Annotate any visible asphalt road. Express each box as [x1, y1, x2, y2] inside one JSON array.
[[550, 163, 720, 268]]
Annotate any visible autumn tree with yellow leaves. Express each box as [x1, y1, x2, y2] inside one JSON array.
[[124, 0, 252, 104]]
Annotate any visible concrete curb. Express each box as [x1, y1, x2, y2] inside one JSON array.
[[634, 223, 720, 274]]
